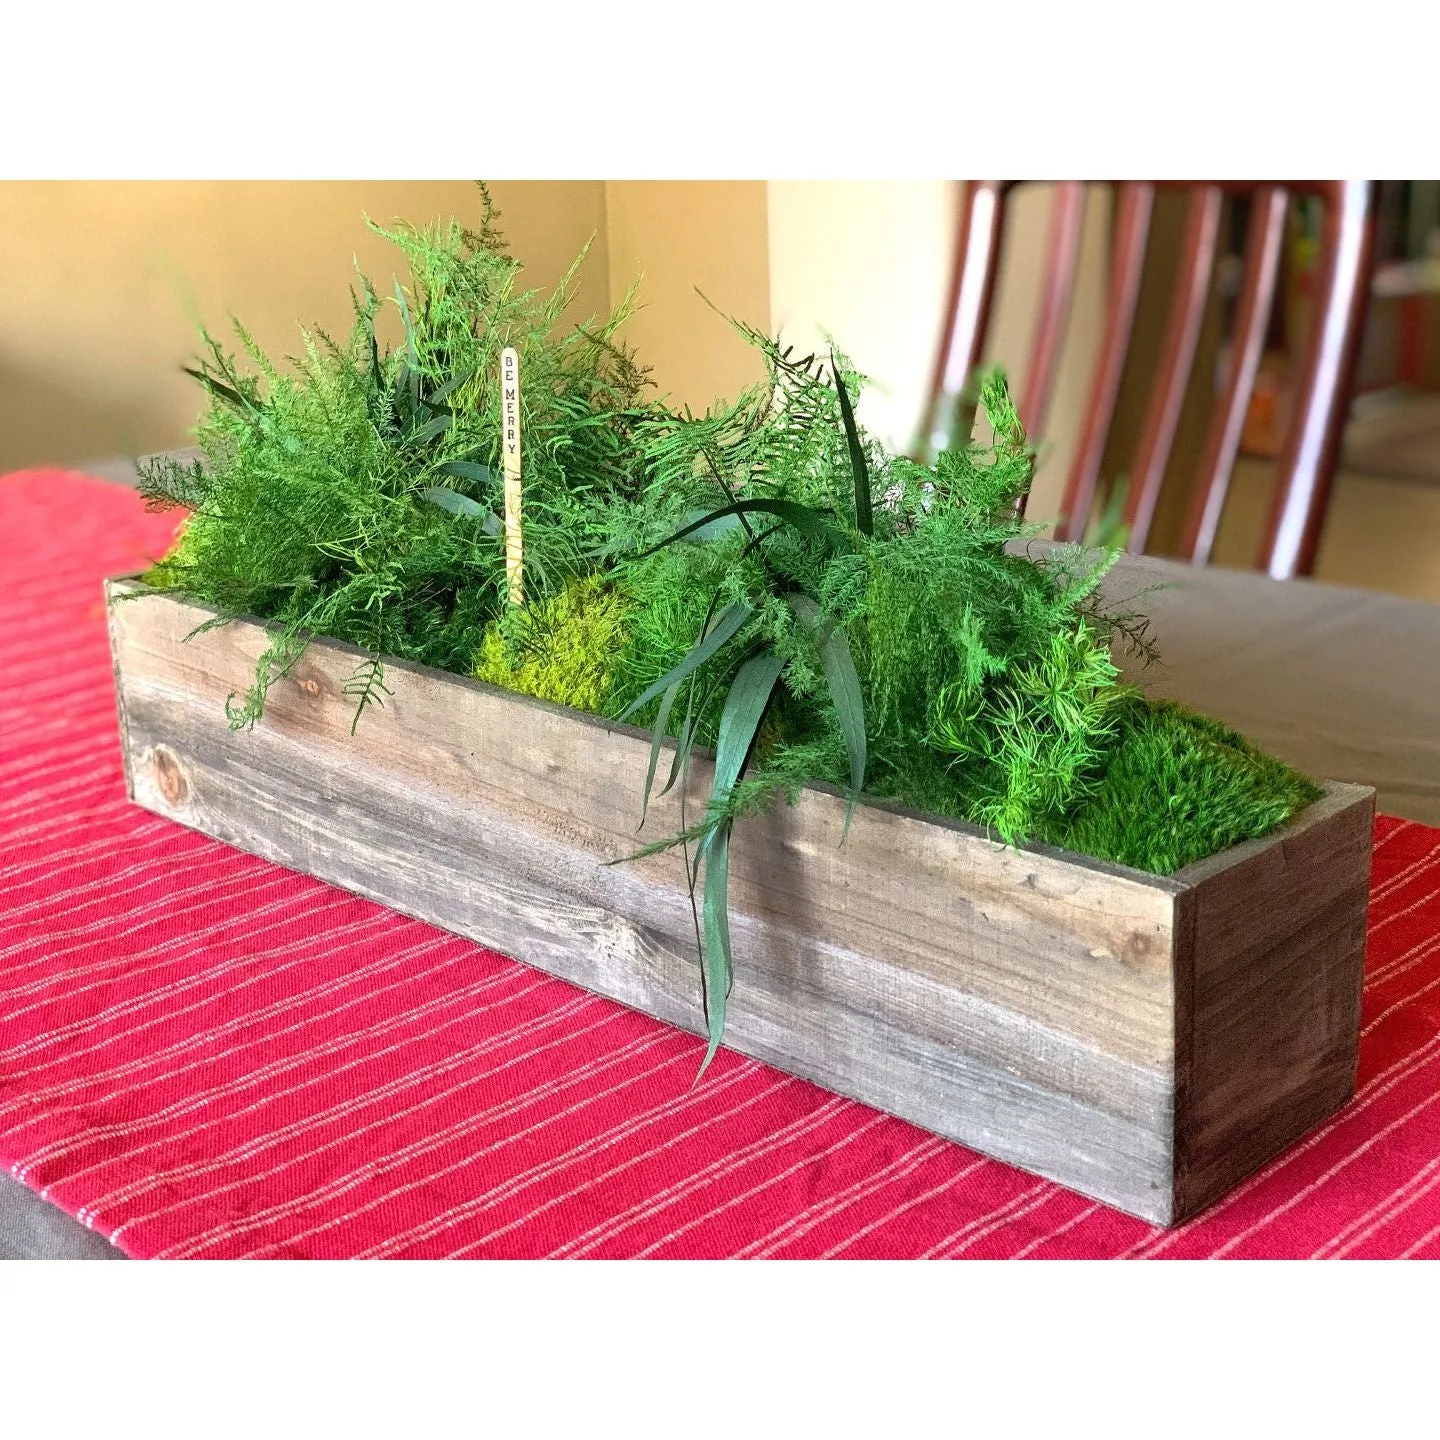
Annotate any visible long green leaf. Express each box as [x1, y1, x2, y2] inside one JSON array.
[[617, 601, 752, 721], [712, 649, 785, 804], [696, 819, 733, 1079], [427, 366, 476, 406], [434, 460, 498, 487], [658, 675, 701, 799], [420, 487, 503, 534], [182, 366, 253, 416], [640, 499, 850, 557], [832, 360, 873, 538], [639, 681, 680, 829], [694, 647, 785, 1077], [409, 414, 452, 447], [674, 507, 745, 544], [787, 593, 866, 824], [394, 280, 418, 373]]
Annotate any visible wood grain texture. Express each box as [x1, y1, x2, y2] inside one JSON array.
[[105, 582, 1375, 1225]]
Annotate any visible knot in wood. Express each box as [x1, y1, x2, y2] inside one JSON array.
[[151, 747, 189, 808], [290, 666, 327, 702]]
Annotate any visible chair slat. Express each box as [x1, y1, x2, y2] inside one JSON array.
[[1260, 180, 1378, 579], [1178, 187, 1288, 565], [1056, 182, 1154, 541], [1020, 181, 1086, 437], [916, 181, 1007, 460], [1124, 186, 1223, 551]]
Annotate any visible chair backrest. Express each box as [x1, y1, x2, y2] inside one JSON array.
[[917, 181, 1378, 578]]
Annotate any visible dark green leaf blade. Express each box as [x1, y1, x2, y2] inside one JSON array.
[[617, 601, 752, 721], [182, 366, 252, 415], [420, 486, 483, 518], [409, 414, 452, 447], [639, 499, 850, 558], [420, 487, 502, 534], [434, 460, 497, 486], [427, 366, 477, 406], [693, 647, 784, 1079], [696, 819, 733, 1079], [639, 681, 680, 829], [787, 593, 866, 823], [711, 649, 785, 804], [832, 359, 873, 538], [674, 507, 745, 544]]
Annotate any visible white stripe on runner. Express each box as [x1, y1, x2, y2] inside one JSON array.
[[101, 994, 630, 1241], [23, 966, 563, 1190], [0, 927, 457, 1120], [543, 1090, 854, 1261], [354, 1058, 774, 1262], [628, 1113, 894, 1260], [1314, 1152, 1440, 1259], [1006, 1201, 1104, 1261], [739, 1137, 951, 1259], [815, 1158, 994, 1260], [167, 1034, 705, 1259]]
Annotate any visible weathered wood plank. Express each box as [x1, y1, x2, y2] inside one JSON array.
[[106, 581, 1376, 1226]]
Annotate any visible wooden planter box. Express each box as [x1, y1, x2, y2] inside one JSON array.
[[105, 579, 1375, 1227]]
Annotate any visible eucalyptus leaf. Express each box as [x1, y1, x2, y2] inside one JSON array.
[[427, 366, 476, 406], [639, 681, 680, 829], [640, 499, 850, 557], [658, 676, 700, 799], [409, 414, 452, 447], [711, 649, 784, 804], [434, 460, 498, 487], [696, 818, 733, 1079], [675, 507, 745, 544], [833, 360, 873, 538], [787, 593, 866, 826], [181, 366, 252, 415], [617, 601, 752, 721], [693, 647, 784, 1077], [421, 487, 502, 534]]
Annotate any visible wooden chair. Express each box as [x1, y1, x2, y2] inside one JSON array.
[[917, 181, 1379, 579]]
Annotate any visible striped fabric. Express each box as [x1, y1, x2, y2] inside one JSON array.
[[5, 470, 1440, 1260]]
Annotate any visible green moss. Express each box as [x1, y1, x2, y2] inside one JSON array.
[[1043, 698, 1325, 873], [474, 576, 633, 713]]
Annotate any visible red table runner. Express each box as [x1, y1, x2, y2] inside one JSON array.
[[6, 468, 1440, 1260]]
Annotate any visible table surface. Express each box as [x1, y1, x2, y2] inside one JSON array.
[[5, 468, 1440, 1259]]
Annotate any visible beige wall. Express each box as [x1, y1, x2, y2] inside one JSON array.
[[0, 181, 608, 472], [0, 179, 1101, 522], [767, 181, 956, 452], [603, 181, 771, 414], [765, 181, 1110, 535]]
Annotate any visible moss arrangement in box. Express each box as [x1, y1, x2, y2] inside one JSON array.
[[139, 190, 1322, 1067]]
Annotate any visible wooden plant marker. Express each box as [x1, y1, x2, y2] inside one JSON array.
[[501, 346, 523, 606]]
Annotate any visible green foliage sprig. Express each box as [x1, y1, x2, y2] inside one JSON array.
[[139, 184, 653, 732]]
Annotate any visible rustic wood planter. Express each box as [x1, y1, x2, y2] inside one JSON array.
[[106, 579, 1375, 1227]]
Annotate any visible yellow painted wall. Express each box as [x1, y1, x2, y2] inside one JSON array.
[[0, 181, 608, 473], [767, 181, 1111, 534], [603, 181, 771, 414], [1, 178, 1104, 530], [767, 181, 956, 452]]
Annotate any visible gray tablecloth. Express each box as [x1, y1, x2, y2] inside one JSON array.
[[1101, 550, 1440, 826]]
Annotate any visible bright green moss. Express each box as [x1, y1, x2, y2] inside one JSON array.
[[1043, 698, 1324, 873], [474, 576, 633, 713]]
